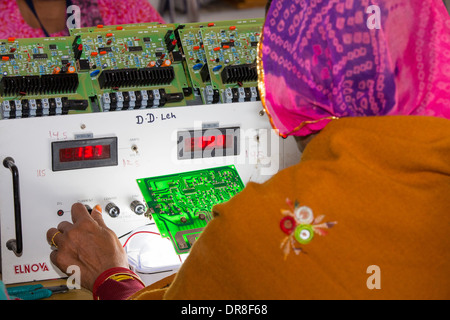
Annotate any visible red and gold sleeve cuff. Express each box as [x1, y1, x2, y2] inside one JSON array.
[[92, 267, 146, 300]]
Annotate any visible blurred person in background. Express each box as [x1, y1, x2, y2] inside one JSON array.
[[0, 0, 165, 39]]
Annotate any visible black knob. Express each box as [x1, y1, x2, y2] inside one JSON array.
[[105, 202, 120, 218], [84, 205, 92, 214]]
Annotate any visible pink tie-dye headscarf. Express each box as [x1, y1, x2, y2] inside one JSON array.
[[257, 0, 450, 137]]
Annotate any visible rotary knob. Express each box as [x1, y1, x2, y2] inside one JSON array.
[[130, 200, 146, 215], [105, 202, 120, 218], [84, 205, 92, 214]]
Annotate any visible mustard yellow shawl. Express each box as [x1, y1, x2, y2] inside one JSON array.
[[131, 116, 450, 300]]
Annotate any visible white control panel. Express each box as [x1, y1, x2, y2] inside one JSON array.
[[0, 102, 300, 284]]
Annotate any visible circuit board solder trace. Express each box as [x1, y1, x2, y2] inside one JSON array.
[[137, 165, 244, 254]]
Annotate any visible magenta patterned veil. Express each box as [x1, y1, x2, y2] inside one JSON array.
[[258, 0, 450, 137]]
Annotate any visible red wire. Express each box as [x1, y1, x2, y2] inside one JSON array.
[[122, 231, 160, 248], [122, 231, 183, 263]]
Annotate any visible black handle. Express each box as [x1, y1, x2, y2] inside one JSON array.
[[3, 157, 23, 256]]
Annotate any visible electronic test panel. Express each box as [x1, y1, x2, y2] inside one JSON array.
[[0, 19, 300, 285]]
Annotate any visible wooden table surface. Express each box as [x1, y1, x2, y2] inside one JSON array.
[[1, 274, 93, 300]]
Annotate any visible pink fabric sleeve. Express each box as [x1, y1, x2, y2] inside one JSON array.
[[98, 0, 166, 25], [0, 0, 165, 39]]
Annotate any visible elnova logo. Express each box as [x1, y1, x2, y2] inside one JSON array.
[[14, 262, 49, 274]]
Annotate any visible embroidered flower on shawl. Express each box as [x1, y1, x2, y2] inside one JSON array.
[[280, 198, 337, 259]]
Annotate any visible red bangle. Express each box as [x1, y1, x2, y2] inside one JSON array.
[[92, 267, 144, 300]]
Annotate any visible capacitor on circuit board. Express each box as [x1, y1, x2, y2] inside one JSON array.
[[90, 69, 100, 77], [161, 59, 172, 67], [212, 65, 222, 72], [193, 63, 203, 71]]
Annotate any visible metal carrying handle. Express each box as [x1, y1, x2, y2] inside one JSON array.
[[3, 157, 23, 256]]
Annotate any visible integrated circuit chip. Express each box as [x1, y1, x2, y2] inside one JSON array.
[[33, 53, 49, 59]]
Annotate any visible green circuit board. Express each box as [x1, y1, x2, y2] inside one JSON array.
[[0, 37, 96, 116], [178, 18, 262, 104], [178, 27, 210, 88], [1, 18, 263, 119], [137, 165, 244, 254], [0, 37, 76, 76], [201, 24, 260, 103], [76, 26, 190, 110]]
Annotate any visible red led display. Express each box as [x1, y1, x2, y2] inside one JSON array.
[[59, 144, 111, 163], [177, 127, 239, 160], [187, 135, 230, 151]]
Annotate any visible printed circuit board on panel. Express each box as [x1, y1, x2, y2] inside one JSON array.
[[74, 26, 190, 111], [137, 165, 244, 254], [0, 37, 95, 118], [201, 23, 261, 104], [177, 18, 262, 104], [0, 18, 263, 120]]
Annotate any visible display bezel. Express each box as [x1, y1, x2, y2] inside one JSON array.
[[52, 137, 118, 171], [177, 126, 240, 160]]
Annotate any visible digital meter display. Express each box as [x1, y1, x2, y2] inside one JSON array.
[[177, 127, 240, 160], [59, 144, 111, 163], [186, 134, 230, 151], [52, 137, 118, 171]]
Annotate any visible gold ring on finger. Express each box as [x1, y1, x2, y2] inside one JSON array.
[[51, 231, 61, 248]]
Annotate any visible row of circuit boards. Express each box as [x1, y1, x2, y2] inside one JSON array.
[[137, 166, 244, 254], [0, 18, 263, 119]]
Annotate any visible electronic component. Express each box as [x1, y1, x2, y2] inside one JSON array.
[[0, 74, 79, 95], [77, 59, 91, 71], [130, 200, 146, 215], [74, 26, 190, 111], [200, 23, 261, 103], [221, 63, 258, 84], [0, 18, 263, 119], [137, 165, 244, 254], [72, 35, 83, 60], [51, 137, 118, 171], [100, 88, 183, 110], [105, 202, 120, 218], [1, 97, 89, 119], [98, 67, 175, 88], [0, 36, 95, 116], [33, 53, 49, 60], [177, 126, 240, 159]]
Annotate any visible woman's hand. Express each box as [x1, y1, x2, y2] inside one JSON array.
[[46, 203, 129, 291]]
